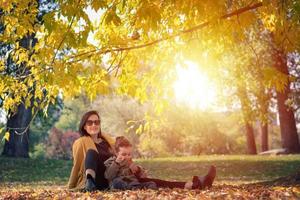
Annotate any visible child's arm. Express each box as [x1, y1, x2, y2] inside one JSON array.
[[138, 166, 148, 178], [136, 165, 148, 178], [129, 161, 148, 178], [104, 157, 121, 182]]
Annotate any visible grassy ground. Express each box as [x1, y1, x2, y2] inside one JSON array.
[[1, 155, 300, 199], [1, 154, 300, 185], [137, 155, 300, 184]]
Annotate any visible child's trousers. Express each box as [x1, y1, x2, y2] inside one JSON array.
[[111, 177, 157, 190]]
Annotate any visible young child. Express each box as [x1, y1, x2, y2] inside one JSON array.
[[104, 136, 216, 190], [104, 136, 156, 190]]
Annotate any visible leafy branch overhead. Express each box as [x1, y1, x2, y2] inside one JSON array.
[[0, 0, 299, 118], [67, 2, 263, 63]]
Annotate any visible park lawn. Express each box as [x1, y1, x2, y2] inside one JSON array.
[[136, 154, 300, 184], [1, 155, 300, 199], [1, 154, 300, 185]]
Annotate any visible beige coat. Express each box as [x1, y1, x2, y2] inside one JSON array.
[[68, 134, 114, 190]]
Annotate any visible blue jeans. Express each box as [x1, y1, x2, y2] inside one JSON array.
[[111, 178, 157, 190]]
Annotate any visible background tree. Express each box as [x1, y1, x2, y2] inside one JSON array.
[[1, 0, 300, 156], [1, 0, 59, 157], [259, 0, 300, 153], [30, 97, 62, 152]]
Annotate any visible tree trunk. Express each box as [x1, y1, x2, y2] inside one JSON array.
[[245, 122, 257, 154], [2, 31, 37, 157], [274, 50, 300, 153], [261, 122, 268, 152], [2, 103, 32, 157], [237, 87, 257, 154], [259, 88, 269, 152]]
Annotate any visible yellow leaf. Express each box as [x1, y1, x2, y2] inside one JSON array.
[[136, 124, 143, 135], [91, 0, 106, 11], [0, 80, 6, 94], [3, 131, 10, 141], [262, 13, 277, 32]]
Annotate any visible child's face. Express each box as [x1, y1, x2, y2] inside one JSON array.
[[117, 146, 132, 161]]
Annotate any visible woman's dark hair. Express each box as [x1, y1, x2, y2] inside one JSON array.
[[79, 110, 101, 137], [115, 136, 132, 152]]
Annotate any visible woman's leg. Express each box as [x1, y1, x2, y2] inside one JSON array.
[[85, 149, 109, 190], [138, 177, 186, 189], [85, 149, 98, 191], [197, 165, 216, 189], [94, 159, 109, 190], [138, 165, 216, 190]]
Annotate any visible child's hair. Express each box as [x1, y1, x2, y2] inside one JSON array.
[[115, 136, 132, 152]]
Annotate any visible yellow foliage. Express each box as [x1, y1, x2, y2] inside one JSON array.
[[0, 80, 6, 94], [261, 13, 277, 32], [0, 0, 298, 126], [3, 131, 10, 142], [262, 67, 289, 92]]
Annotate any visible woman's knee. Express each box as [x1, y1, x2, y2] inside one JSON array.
[[86, 149, 98, 158], [85, 149, 99, 170]]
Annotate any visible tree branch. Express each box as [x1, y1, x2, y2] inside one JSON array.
[[67, 2, 263, 63], [49, 0, 82, 68]]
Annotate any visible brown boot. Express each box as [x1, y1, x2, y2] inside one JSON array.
[[202, 165, 216, 188], [192, 165, 216, 189]]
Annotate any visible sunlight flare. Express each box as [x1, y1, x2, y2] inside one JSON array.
[[173, 61, 217, 110]]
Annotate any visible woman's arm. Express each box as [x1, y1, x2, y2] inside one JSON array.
[[68, 139, 83, 189]]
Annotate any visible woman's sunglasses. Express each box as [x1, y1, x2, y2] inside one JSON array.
[[86, 120, 100, 126]]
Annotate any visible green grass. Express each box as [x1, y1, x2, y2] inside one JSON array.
[[1, 155, 300, 186], [137, 155, 300, 184], [0, 157, 72, 184]]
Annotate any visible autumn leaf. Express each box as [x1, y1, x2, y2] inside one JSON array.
[[3, 131, 10, 142]]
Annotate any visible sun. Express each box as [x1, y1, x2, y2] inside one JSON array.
[[173, 61, 217, 110]]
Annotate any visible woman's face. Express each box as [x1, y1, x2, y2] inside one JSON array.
[[84, 114, 100, 136]]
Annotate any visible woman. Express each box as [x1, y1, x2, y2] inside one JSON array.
[[68, 110, 115, 191]]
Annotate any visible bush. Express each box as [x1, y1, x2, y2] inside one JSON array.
[[45, 127, 80, 160], [61, 130, 81, 159], [146, 106, 241, 156], [30, 143, 46, 159], [138, 134, 170, 157]]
